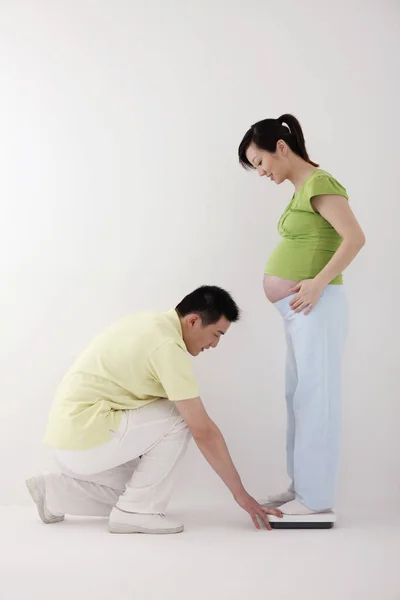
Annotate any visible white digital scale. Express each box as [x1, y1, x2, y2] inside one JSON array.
[[268, 512, 337, 529]]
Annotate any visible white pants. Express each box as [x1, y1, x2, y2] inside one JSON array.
[[45, 400, 191, 516], [274, 285, 348, 510]]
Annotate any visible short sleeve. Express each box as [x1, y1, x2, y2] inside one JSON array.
[[148, 341, 199, 401], [309, 174, 348, 200], [296, 173, 348, 213]]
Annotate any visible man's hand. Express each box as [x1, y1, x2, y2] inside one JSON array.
[[175, 398, 283, 530], [234, 491, 283, 530]]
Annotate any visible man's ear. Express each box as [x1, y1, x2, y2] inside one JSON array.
[[187, 313, 201, 329]]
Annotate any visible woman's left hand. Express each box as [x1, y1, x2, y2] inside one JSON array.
[[289, 279, 325, 314]]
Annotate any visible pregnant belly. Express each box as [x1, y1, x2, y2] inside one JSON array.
[[263, 274, 298, 303]]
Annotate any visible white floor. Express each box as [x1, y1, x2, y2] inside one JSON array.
[[1, 506, 399, 600]]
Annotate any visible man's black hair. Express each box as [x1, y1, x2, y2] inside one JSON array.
[[176, 286, 240, 325]]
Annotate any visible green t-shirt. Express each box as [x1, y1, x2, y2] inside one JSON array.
[[265, 170, 348, 284]]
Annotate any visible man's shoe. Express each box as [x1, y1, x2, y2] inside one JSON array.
[[26, 475, 65, 524], [108, 507, 183, 534]]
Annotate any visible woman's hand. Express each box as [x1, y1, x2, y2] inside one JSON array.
[[289, 279, 325, 314], [234, 491, 283, 530]]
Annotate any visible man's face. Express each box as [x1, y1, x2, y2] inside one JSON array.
[[182, 314, 231, 357]]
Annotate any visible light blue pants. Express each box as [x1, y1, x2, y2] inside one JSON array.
[[274, 285, 348, 510]]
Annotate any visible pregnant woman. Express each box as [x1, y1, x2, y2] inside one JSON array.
[[238, 115, 365, 515]]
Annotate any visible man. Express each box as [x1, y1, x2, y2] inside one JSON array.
[[27, 286, 281, 534]]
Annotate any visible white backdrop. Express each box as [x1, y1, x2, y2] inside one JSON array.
[[1, 0, 399, 514]]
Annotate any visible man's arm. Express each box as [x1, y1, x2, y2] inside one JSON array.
[[175, 397, 282, 529]]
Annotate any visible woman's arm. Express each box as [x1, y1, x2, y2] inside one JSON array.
[[312, 194, 366, 287], [290, 194, 365, 314]]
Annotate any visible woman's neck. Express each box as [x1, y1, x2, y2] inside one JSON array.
[[287, 157, 319, 192]]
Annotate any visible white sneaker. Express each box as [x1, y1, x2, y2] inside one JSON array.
[[109, 507, 184, 534], [26, 475, 65, 524], [279, 499, 332, 515], [261, 490, 295, 507]]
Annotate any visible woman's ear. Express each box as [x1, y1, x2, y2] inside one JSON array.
[[276, 139, 288, 156]]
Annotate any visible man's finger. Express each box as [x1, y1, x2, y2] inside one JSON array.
[[258, 512, 272, 530], [251, 514, 261, 530], [262, 507, 283, 518]]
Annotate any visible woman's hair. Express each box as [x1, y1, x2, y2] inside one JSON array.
[[238, 114, 319, 169]]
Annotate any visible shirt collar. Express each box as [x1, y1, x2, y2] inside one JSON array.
[[167, 309, 184, 339]]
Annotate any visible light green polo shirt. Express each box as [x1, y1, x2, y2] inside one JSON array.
[[44, 310, 199, 450], [265, 170, 348, 284]]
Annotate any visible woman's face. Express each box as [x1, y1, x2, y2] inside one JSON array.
[[245, 141, 288, 185]]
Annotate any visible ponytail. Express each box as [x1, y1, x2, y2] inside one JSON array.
[[277, 114, 319, 167]]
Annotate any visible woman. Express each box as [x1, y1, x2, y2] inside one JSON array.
[[238, 115, 365, 515]]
